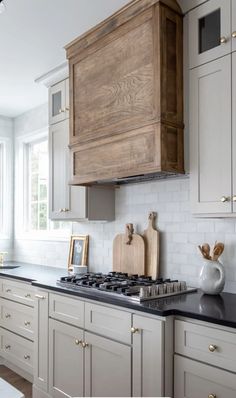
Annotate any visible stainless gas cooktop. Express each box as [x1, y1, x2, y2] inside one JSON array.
[[57, 272, 197, 302]]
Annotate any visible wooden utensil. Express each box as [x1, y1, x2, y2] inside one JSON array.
[[113, 223, 145, 276], [198, 243, 212, 260], [212, 242, 224, 261], [143, 212, 160, 280]]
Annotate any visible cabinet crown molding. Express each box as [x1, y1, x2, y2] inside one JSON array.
[[35, 62, 69, 88]]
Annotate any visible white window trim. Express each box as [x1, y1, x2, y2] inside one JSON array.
[[0, 136, 12, 239], [15, 128, 72, 241]]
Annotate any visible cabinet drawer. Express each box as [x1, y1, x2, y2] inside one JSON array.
[[49, 293, 84, 328], [0, 328, 34, 375], [1, 279, 35, 307], [85, 302, 131, 344], [0, 298, 34, 341], [175, 320, 236, 373], [174, 355, 236, 398]]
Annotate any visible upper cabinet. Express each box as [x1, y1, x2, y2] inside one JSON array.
[[189, 0, 236, 216], [49, 79, 69, 124], [48, 79, 115, 221], [188, 0, 231, 69], [65, 0, 184, 185], [190, 56, 232, 214]]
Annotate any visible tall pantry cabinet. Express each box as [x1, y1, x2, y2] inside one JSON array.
[[189, 0, 236, 216]]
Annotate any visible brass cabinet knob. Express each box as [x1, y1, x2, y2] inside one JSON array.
[[131, 327, 139, 334], [5, 345, 11, 350], [75, 339, 82, 345], [208, 344, 217, 352], [5, 313, 11, 319], [208, 394, 216, 398], [81, 341, 89, 348], [232, 31, 236, 38], [24, 354, 30, 360], [6, 288, 11, 293], [233, 196, 236, 202], [220, 36, 227, 44], [35, 294, 46, 300], [220, 196, 229, 203], [65, 107, 70, 111], [25, 293, 31, 298], [24, 321, 31, 326], [58, 108, 65, 113], [63, 208, 69, 212]]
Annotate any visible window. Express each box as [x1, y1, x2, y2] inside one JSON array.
[[28, 139, 48, 231], [15, 130, 71, 239], [0, 137, 12, 238]]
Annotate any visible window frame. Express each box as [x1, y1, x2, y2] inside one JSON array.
[[0, 136, 12, 239], [15, 129, 71, 241]]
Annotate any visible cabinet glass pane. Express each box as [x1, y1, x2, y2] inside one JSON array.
[[52, 91, 62, 117], [199, 9, 221, 54]]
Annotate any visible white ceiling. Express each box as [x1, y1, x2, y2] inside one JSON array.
[[0, 0, 130, 118]]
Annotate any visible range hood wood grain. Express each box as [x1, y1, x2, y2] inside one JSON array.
[[66, 0, 184, 185]]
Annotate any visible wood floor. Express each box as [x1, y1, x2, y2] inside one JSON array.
[[0, 365, 32, 398]]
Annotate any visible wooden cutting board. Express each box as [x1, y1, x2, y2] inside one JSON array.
[[143, 212, 160, 279], [113, 224, 145, 275]]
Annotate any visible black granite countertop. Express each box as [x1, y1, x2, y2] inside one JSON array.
[[1, 261, 236, 329]]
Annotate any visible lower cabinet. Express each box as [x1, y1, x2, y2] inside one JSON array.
[[49, 319, 84, 398], [174, 355, 236, 398], [132, 315, 164, 397], [84, 332, 131, 397], [34, 292, 167, 398]]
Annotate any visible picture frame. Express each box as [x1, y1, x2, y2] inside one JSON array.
[[68, 235, 89, 271]]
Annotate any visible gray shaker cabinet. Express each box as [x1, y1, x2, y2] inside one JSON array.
[[49, 80, 115, 222], [49, 319, 84, 398], [84, 331, 131, 397]]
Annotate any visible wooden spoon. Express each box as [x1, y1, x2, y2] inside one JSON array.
[[198, 245, 211, 260], [212, 242, 224, 261], [202, 243, 211, 260]]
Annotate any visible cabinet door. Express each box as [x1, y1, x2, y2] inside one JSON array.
[[34, 291, 49, 393], [232, 52, 236, 212], [174, 355, 236, 398], [49, 119, 87, 220], [65, 78, 70, 120], [49, 319, 84, 398], [132, 315, 164, 397], [188, 0, 231, 69], [84, 332, 131, 397], [49, 81, 66, 125], [190, 55, 232, 214]]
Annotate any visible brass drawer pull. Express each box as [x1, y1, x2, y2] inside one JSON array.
[[220, 36, 227, 44], [24, 354, 30, 360], [5, 345, 11, 350], [131, 327, 139, 334], [25, 293, 31, 298], [232, 31, 236, 38], [208, 394, 216, 398], [35, 294, 46, 300], [5, 313, 11, 319], [208, 344, 217, 353], [220, 196, 230, 203], [24, 321, 31, 327], [75, 339, 82, 345]]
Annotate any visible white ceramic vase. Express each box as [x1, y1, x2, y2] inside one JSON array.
[[199, 259, 225, 295]]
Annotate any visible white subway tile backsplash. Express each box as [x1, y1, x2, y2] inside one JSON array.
[[13, 177, 236, 293]]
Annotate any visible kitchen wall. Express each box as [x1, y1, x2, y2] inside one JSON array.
[[12, 106, 236, 293], [0, 116, 14, 260]]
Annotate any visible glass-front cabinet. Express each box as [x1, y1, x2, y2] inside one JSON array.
[[188, 0, 231, 68], [49, 79, 69, 124]]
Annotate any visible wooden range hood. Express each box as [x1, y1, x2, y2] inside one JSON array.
[[65, 0, 184, 186]]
